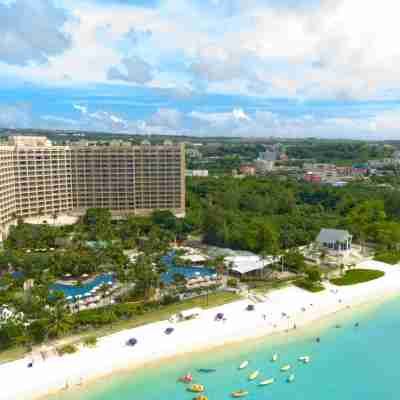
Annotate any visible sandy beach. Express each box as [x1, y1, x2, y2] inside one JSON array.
[[1, 259, 400, 400]]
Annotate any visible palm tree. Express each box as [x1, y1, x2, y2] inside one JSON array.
[[46, 300, 73, 339], [52, 212, 58, 226]]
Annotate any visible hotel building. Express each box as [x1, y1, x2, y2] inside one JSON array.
[[0, 136, 185, 239]]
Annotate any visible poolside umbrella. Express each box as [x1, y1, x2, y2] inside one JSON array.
[[66, 296, 73, 301], [82, 274, 89, 278], [65, 274, 72, 278]]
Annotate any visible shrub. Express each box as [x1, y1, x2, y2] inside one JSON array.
[[294, 279, 324, 293], [374, 251, 400, 265], [58, 344, 78, 356], [227, 278, 238, 288], [83, 336, 97, 347]]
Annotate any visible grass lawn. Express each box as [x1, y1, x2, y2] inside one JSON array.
[[0, 291, 241, 364], [374, 251, 400, 265], [330, 269, 384, 286]]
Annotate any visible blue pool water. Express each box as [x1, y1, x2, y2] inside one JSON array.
[[160, 252, 217, 284], [49, 273, 114, 298], [47, 294, 400, 400]]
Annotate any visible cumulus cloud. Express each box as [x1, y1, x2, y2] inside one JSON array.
[[107, 56, 153, 84], [149, 108, 182, 129], [0, 0, 72, 66]]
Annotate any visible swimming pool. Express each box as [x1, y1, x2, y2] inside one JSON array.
[[50, 273, 114, 299], [161, 252, 217, 284]]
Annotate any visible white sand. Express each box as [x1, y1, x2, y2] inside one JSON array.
[[1, 260, 400, 400]]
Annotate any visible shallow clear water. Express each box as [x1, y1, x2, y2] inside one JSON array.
[[48, 295, 400, 400]]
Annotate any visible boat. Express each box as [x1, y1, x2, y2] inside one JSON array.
[[287, 374, 295, 383], [178, 373, 193, 383], [187, 384, 205, 393], [259, 378, 274, 386], [248, 370, 259, 381], [193, 396, 208, 400], [231, 390, 249, 398], [238, 361, 249, 369], [197, 368, 217, 373], [280, 364, 291, 372], [271, 353, 278, 362], [298, 356, 310, 363]]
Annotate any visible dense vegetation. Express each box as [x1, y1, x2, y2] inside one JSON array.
[[285, 141, 392, 163], [186, 176, 400, 253], [330, 269, 385, 286]]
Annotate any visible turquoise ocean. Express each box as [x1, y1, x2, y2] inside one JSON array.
[[48, 295, 400, 400]]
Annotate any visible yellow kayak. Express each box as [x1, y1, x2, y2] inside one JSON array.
[[259, 378, 274, 386], [280, 364, 291, 372], [193, 396, 208, 400], [232, 390, 249, 398], [248, 370, 259, 381], [187, 384, 205, 393]]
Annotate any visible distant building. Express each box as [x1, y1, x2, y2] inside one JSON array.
[[304, 172, 322, 183], [316, 229, 352, 252], [255, 160, 274, 174], [239, 165, 256, 176], [186, 169, 209, 177], [352, 163, 368, 175], [259, 150, 278, 161], [186, 148, 202, 158]]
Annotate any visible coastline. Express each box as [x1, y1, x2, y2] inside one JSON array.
[[2, 261, 400, 400]]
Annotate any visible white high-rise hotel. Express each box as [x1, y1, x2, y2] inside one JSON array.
[[0, 136, 186, 239]]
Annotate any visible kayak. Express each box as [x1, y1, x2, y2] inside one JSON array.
[[259, 378, 274, 386], [232, 390, 249, 398], [280, 365, 291, 372], [193, 396, 208, 400], [271, 353, 278, 362], [178, 373, 193, 383], [197, 368, 217, 373], [239, 361, 249, 370], [248, 370, 259, 381], [287, 374, 295, 383], [187, 384, 205, 393]]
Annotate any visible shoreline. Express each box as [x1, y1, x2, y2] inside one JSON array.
[[2, 260, 400, 400]]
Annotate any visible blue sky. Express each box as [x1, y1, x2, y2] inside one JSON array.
[[1, 0, 400, 138]]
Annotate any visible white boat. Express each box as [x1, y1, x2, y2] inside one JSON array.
[[271, 353, 278, 362], [248, 370, 259, 381], [239, 361, 249, 370], [259, 378, 274, 386], [287, 374, 295, 383], [280, 364, 291, 372], [298, 356, 310, 363]]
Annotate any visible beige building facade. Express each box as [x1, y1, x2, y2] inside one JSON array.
[[0, 136, 185, 239]]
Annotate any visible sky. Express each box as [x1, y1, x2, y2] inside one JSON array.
[[2, 0, 400, 139]]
